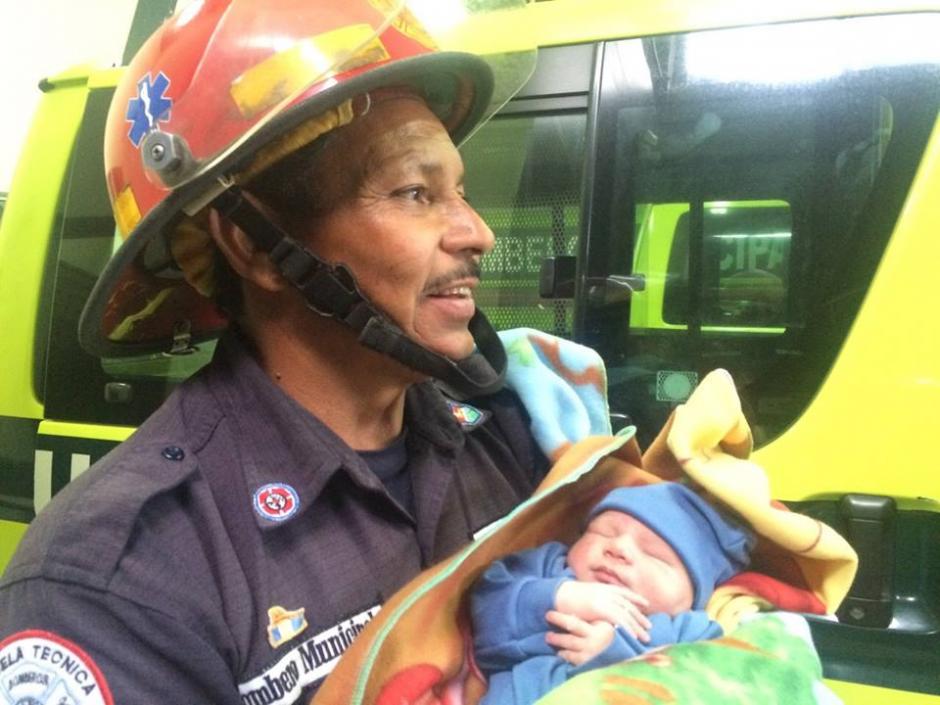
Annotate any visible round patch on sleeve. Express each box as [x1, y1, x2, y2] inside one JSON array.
[[0, 630, 113, 704]]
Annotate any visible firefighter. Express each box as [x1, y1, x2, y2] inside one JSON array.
[[0, 1, 545, 702]]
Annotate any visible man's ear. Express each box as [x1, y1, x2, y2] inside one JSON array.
[[207, 207, 285, 292]]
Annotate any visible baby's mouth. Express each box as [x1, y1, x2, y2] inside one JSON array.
[[593, 566, 627, 587]]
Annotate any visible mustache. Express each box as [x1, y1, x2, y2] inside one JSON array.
[[422, 260, 482, 293]]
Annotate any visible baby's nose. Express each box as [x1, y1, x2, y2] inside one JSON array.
[[605, 536, 638, 563]]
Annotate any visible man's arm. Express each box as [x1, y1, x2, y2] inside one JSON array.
[[0, 577, 242, 704]]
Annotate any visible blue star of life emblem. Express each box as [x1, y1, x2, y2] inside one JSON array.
[[125, 71, 173, 147]]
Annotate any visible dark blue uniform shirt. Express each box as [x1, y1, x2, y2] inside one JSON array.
[[0, 333, 547, 704]]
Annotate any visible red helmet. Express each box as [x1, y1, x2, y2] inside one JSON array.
[[79, 0, 535, 358]]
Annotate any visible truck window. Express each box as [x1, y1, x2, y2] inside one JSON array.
[[585, 13, 940, 446], [464, 111, 585, 337]]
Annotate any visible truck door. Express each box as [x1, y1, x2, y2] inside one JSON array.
[[463, 12, 940, 699]]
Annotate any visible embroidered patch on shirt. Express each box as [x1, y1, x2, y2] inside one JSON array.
[[239, 605, 381, 705], [446, 400, 489, 429], [0, 630, 114, 704], [253, 483, 300, 523], [267, 606, 308, 648]]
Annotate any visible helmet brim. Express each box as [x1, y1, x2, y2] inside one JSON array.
[[79, 50, 521, 358]]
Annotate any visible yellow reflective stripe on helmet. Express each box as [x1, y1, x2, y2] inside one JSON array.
[[230, 25, 391, 119], [113, 185, 142, 238]]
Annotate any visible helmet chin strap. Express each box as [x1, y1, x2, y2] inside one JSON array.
[[211, 185, 506, 399]]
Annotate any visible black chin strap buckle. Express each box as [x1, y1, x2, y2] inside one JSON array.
[[211, 184, 365, 319], [210, 183, 506, 398], [267, 237, 361, 319]]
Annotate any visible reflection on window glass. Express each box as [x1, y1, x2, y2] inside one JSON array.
[[684, 15, 940, 84], [462, 112, 586, 336], [704, 201, 790, 328], [643, 200, 792, 329], [631, 202, 688, 330], [596, 13, 938, 447], [632, 200, 791, 330], [101, 344, 216, 384]]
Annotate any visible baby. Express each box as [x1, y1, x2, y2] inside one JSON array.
[[470, 482, 755, 705]]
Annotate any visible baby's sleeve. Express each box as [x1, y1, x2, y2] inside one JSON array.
[[471, 542, 571, 670], [572, 610, 723, 675]]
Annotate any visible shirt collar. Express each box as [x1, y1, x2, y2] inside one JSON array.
[[403, 382, 467, 450], [201, 331, 482, 530], [204, 332, 361, 530]]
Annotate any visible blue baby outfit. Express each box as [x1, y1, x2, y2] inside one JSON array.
[[470, 483, 755, 705], [471, 541, 721, 705]]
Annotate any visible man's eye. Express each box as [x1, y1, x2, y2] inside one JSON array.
[[396, 186, 428, 202]]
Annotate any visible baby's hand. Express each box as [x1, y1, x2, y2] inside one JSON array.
[[545, 611, 615, 665], [555, 581, 651, 642]]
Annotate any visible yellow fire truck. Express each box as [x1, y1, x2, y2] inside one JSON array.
[[0, 1, 937, 701]]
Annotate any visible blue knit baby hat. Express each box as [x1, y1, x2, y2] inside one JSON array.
[[588, 483, 755, 609]]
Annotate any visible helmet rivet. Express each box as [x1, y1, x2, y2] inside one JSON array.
[[141, 130, 192, 186]]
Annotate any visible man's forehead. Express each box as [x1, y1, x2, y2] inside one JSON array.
[[312, 98, 454, 185], [364, 114, 455, 168]]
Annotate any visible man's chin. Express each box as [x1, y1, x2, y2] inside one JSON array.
[[434, 341, 476, 362], [417, 329, 476, 362]]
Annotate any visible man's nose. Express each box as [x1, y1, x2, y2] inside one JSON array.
[[441, 197, 495, 256]]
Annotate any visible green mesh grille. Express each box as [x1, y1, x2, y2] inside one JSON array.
[[462, 112, 586, 337]]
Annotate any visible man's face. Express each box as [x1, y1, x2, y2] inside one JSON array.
[[303, 96, 494, 361], [567, 510, 695, 616]]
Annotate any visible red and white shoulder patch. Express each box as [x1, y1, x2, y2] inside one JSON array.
[[0, 630, 113, 704]]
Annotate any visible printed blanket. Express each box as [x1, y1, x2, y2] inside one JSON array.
[[311, 329, 858, 705], [539, 612, 843, 705]]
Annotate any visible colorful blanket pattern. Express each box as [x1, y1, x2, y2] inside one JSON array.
[[310, 329, 857, 705], [498, 329, 612, 461], [540, 613, 842, 705]]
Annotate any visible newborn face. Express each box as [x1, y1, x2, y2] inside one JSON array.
[[567, 510, 694, 615]]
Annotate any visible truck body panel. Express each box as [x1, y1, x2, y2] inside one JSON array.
[[0, 1, 937, 699]]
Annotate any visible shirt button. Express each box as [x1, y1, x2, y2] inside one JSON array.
[[161, 446, 185, 461]]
